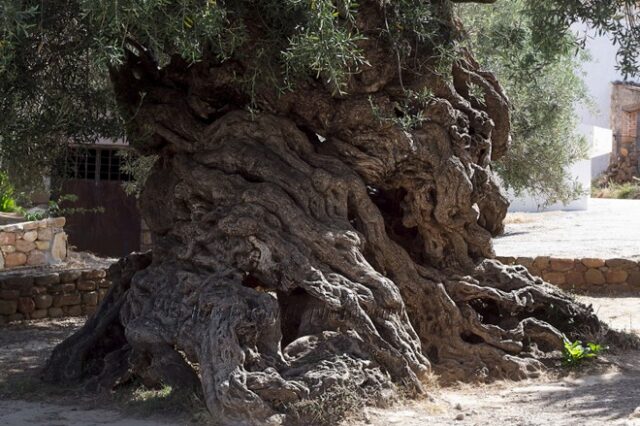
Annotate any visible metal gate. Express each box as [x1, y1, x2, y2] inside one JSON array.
[[58, 146, 141, 258]]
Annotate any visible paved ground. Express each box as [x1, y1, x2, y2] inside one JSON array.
[[583, 296, 640, 335], [494, 198, 640, 259]]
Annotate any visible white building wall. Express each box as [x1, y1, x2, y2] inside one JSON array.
[[507, 24, 637, 212], [572, 24, 630, 129], [506, 157, 591, 212], [585, 125, 614, 179]]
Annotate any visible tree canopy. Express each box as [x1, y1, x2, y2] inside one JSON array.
[[459, 0, 591, 205], [4, 2, 637, 424], [0, 0, 638, 189]]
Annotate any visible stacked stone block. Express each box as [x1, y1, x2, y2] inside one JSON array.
[[497, 256, 640, 294], [607, 82, 640, 183], [0, 268, 111, 324], [0, 217, 68, 270]]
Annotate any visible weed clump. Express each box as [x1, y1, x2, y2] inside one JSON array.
[[562, 339, 605, 367]]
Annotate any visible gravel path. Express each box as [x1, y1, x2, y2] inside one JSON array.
[[494, 198, 640, 259]]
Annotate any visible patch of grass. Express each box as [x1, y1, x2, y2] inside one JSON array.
[[591, 178, 640, 199], [132, 384, 173, 403], [114, 382, 212, 425]]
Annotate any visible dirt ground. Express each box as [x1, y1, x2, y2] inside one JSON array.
[[1, 297, 639, 426], [0, 318, 199, 426]]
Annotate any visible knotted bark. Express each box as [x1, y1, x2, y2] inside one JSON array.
[[44, 106, 608, 424], [43, 3, 616, 425]]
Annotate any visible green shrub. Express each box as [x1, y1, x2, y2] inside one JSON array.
[[563, 339, 604, 367], [591, 178, 640, 200], [0, 171, 19, 212]]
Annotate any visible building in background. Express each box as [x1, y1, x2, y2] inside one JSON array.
[[607, 82, 640, 182], [508, 23, 639, 212]]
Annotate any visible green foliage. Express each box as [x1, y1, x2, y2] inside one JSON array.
[[525, 0, 639, 79], [78, 0, 241, 67], [119, 152, 159, 198], [0, 0, 638, 194], [0, 1, 123, 189], [459, 0, 590, 205], [381, 1, 456, 77], [563, 339, 605, 367], [22, 194, 104, 221], [282, 0, 368, 94], [0, 171, 18, 212], [0, 197, 16, 213]]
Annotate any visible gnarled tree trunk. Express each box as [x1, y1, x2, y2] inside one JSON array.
[[44, 4, 612, 425]]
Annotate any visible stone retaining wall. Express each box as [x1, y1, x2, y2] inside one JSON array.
[[0, 218, 68, 270], [0, 267, 111, 324], [497, 256, 640, 293]]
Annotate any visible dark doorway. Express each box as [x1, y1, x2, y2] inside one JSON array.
[[57, 146, 141, 257]]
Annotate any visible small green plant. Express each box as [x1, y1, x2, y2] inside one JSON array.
[[0, 195, 17, 212], [562, 339, 605, 367], [0, 171, 19, 212]]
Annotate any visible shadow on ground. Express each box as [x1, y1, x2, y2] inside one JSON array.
[[509, 369, 640, 423]]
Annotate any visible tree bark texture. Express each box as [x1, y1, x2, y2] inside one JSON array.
[[44, 4, 617, 425]]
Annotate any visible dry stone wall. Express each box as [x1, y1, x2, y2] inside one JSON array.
[[0, 267, 111, 323], [0, 218, 67, 270], [497, 256, 640, 294]]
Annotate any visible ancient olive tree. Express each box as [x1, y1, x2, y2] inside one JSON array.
[[1, 0, 638, 424]]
